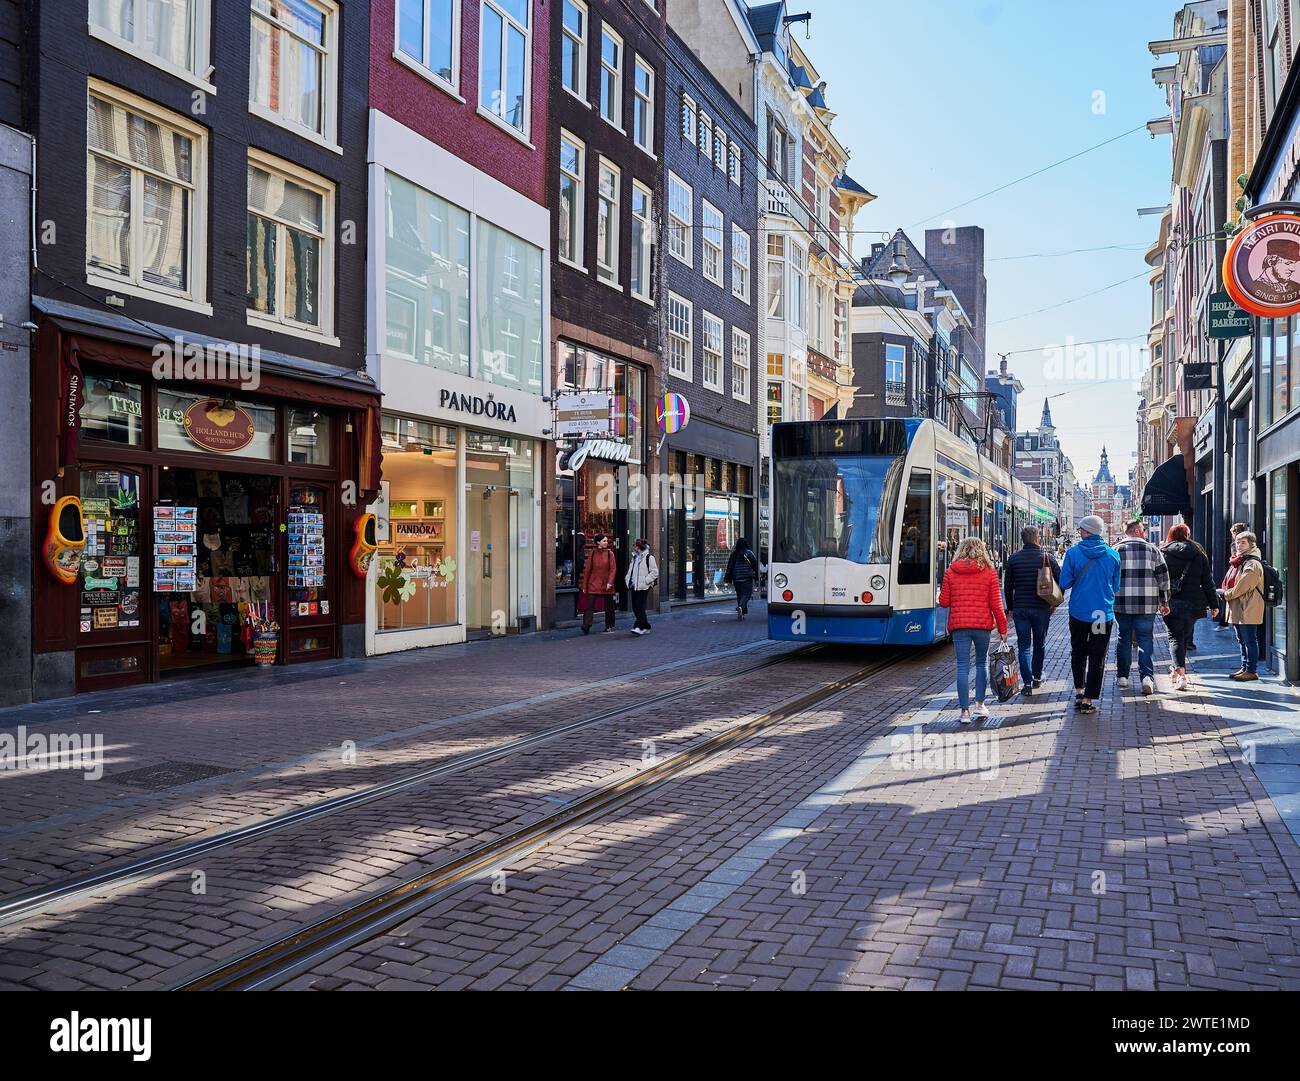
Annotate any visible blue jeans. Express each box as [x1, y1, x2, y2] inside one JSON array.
[[1115, 612, 1156, 681], [1012, 609, 1050, 684], [953, 629, 991, 710], [1235, 624, 1260, 673]]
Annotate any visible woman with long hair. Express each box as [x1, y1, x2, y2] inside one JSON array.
[[938, 536, 1008, 724], [1159, 523, 1218, 690], [723, 537, 760, 619], [1220, 530, 1267, 681]]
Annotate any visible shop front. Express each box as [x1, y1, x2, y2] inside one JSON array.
[[551, 341, 649, 622], [31, 310, 380, 699], [663, 417, 758, 603]]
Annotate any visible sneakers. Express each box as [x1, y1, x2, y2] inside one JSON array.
[[1022, 683, 1033, 697], [972, 702, 990, 720], [1077, 701, 1098, 715], [631, 627, 645, 636], [959, 710, 973, 725], [1141, 676, 1154, 696], [1172, 671, 1188, 691], [1032, 678, 1042, 689], [1230, 671, 1260, 682], [1117, 676, 1130, 689]]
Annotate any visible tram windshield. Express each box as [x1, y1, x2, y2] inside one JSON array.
[[772, 454, 905, 564]]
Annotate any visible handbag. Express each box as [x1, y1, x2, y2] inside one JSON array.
[[1036, 551, 1064, 608], [988, 634, 1019, 702]]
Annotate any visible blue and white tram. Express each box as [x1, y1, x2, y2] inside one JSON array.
[[767, 418, 1057, 646]]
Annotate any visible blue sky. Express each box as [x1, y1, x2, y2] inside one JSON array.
[[805, 0, 1175, 488]]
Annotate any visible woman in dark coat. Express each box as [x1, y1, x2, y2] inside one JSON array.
[[579, 534, 618, 634], [723, 537, 760, 620], [1160, 523, 1219, 690]]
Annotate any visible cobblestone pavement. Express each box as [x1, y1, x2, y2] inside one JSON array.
[[3, 608, 1298, 991]]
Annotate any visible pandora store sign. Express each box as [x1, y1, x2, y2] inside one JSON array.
[[382, 360, 550, 439]]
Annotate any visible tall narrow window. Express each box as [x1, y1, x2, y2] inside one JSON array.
[[560, 0, 587, 99], [667, 293, 692, 378], [668, 172, 692, 265], [728, 139, 741, 185], [698, 111, 712, 159], [478, 220, 544, 394], [247, 151, 334, 336], [701, 201, 723, 286], [898, 468, 932, 584], [250, 0, 337, 144], [558, 131, 585, 267], [731, 329, 751, 402], [631, 181, 652, 301], [633, 57, 654, 153], [600, 26, 623, 127], [767, 117, 787, 180], [90, 0, 210, 84], [766, 380, 783, 426], [731, 225, 750, 302], [702, 312, 723, 391], [479, 0, 532, 136], [714, 124, 726, 170], [596, 158, 620, 285], [885, 343, 906, 405], [789, 244, 806, 329], [396, 0, 458, 88], [681, 94, 695, 141], [86, 82, 206, 306], [766, 234, 785, 319]]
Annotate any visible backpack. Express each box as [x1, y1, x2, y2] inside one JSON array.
[[1260, 559, 1284, 606]]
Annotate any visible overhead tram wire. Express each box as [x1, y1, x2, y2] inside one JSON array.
[[990, 271, 1150, 324]]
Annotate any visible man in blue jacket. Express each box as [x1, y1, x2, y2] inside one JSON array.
[[1059, 515, 1122, 715], [1003, 526, 1061, 697]]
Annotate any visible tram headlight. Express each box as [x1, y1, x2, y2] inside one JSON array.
[[870, 575, 885, 590], [781, 589, 793, 602], [773, 573, 788, 588]]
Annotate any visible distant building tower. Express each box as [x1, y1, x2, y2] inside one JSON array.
[[1091, 447, 1119, 540]]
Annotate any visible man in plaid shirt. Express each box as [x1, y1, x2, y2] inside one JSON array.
[[1114, 518, 1171, 695]]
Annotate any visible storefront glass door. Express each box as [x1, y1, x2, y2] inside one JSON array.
[[466, 484, 513, 632]]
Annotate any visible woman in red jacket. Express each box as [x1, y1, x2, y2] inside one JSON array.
[[938, 537, 1009, 724]]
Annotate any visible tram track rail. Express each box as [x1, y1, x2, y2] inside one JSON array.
[[173, 648, 907, 991], [0, 642, 822, 929]]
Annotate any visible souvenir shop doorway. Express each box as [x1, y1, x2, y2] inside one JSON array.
[[155, 467, 277, 673], [153, 467, 329, 674]]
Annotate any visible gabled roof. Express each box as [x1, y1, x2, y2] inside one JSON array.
[[745, 2, 785, 47], [836, 172, 872, 196], [860, 229, 948, 289]]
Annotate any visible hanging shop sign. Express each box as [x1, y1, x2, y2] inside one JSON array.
[[564, 438, 632, 472], [1183, 361, 1214, 390], [183, 399, 256, 453], [555, 393, 611, 437], [656, 392, 691, 435], [1206, 291, 1253, 339], [1223, 214, 1300, 318]]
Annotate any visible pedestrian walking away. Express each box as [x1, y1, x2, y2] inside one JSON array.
[[1060, 515, 1121, 715], [938, 536, 1008, 725], [1114, 518, 1171, 696], [1220, 530, 1266, 681], [723, 537, 760, 620], [578, 533, 618, 634], [625, 538, 658, 635], [1159, 524, 1219, 691], [1002, 525, 1061, 696]]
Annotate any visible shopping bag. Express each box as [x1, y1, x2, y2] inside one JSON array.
[[988, 635, 1019, 702], [1036, 551, 1064, 608]]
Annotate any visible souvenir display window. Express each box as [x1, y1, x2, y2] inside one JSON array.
[[78, 469, 142, 634]]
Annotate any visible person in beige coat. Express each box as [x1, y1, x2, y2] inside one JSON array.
[[1219, 531, 1266, 681]]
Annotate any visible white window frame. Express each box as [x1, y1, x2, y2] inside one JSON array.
[[89, 0, 214, 93], [701, 200, 723, 286], [698, 110, 712, 159], [731, 224, 750, 303], [668, 171, 692, 267], [701, 311, 724, 393], [560, 0, 588, 103], [558, 129, 585, 270], [599, 24, 624, 130], [766, 233, 785, 320], [85, 79, 211, 313], [633, 55, 655, 155], [630, 179, 653, 303], [789, 242, 807, 330], [596, 156, 621, 287], [667, 292, 693, 380], [478, 0, 534, 143], [713, 123, 726, 170], [728, 138, 741, 185], [393, 0, 461, 97], [246, 147, 337, 344], [249, 0, 341, 152], [731, 328, 751, 402], [681, 93, 696, 142]]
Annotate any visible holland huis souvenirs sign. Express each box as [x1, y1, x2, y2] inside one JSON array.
[[1207, 291, 1252, 339], [1223, 215, 1300, 318], [183, 399, 255, 453]]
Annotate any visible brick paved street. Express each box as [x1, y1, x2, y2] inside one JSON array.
[[3, 603, 1297, 991]]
